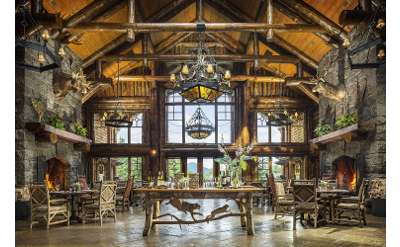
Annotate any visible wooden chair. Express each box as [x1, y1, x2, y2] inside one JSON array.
[[30, 184, 69, 229], [78, 176, 89, 190], [81, 181, 117, 226], [334, 179, 369, 227], [274, 181, 294, 219], [116, 178, 133, 211], [292, 179, 319, 229], [267, 174, 276, 210]]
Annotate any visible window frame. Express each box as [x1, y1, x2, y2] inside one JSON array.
[[165, 90, 235, 144]]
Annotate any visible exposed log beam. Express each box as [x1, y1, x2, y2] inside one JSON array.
[[280, 0, 350, 46], [286, 80, 319, 103], [51, 22, 326, 33], [206, 33, 239, 53], [60, 0, 125, 43], [100, 54, 300, 63], [127, 0, 136, 42], [266, 0, 273, 40], [155, 33, 192, 54], [270, 35, 318, 69], [82, 34, 128, 68], [205, 0, 317, 74], [115, 75, 286, 82], [196, 0, 203, 21], [273, 0, 338, 48]]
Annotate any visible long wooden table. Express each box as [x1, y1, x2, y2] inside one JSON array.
[[133, 187, 264, 236]]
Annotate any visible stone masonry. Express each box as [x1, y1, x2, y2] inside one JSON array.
[[318, 24, 385, 179], [15, 41, 85, 186]]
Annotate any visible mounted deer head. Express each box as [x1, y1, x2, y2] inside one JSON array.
[[308, 71, 345, 102]]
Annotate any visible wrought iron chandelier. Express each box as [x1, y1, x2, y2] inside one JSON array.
[[260, 110, 302, 126], [103, 62, 136, 128], [170, 34, 232, 103], [185, 107, 215, 139]]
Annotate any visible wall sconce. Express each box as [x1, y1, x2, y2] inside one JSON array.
[[149, 149, 157, 157]]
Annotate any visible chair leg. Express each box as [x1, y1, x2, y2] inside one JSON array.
[[100, 211, 103, 227], [362, 209, 367, 225], [274, 203, 278, 219], [314, 209, 318, 228], [114, 208, 117, 222], [293, 212, 296, 230]]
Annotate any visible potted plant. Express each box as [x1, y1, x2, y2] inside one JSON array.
[[314, 122, 332, 137], [368, 177, 386, 217], [335, 113, 358, 129], [46, 114, 65, 130], [74, 122, 88, 137]]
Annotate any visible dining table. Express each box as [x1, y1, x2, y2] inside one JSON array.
[[317, 188, 349, 223], [50, 190, 99, 223]]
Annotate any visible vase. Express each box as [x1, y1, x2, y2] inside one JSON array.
[[231, 168, 241, 188]]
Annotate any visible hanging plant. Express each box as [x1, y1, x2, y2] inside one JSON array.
[[314, 123, 332, 137], [46, 114, 65, 130], [335, 113, 358, 129], [74, 122, 88, 137]]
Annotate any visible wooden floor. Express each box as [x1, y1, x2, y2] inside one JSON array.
[[16, 200, 386, 247]]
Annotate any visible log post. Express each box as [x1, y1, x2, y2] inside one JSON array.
[[128, 0, 136, 42], [266, 0, 273, 40]]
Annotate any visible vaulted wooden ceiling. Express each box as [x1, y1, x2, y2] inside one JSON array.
[[42, 0, 359, 98]]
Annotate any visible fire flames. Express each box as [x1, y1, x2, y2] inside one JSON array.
[[44, 173, 56, 191], [336, 159, 356, 192]]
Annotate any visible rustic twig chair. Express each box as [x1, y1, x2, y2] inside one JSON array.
[[292, 179, 319, 229], [267, 174, 276, 210], [81, 181, 117, 226], [334, 179, 369, 227], [30, 184, 69, 229], [116, 178, 133, 211], [274, 181, 294, 219]]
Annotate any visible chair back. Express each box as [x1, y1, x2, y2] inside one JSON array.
[[293, 179, 317, 204], [30, 184, 49, 208], [78, 176, 89, 191], [358, 179, 369, 204], [99, 181, 117, 208], [268, 174, 276, 198], [275, 181, 286, 197], [123, 178, 133, 199]]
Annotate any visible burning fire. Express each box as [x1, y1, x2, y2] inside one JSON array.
[[45, 173, 56, 191], [336, 159, 356, 192]]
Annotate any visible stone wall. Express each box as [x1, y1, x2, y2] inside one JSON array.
[[318, 24, 385, 179], [15, 42, 85, 186]]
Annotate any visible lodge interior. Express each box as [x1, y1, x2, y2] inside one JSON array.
[[15, 0, 386, 246]]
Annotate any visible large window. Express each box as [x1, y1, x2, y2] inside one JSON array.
[[257, 156, 269, 182], [93, 113, 144, 144], [111, 156, 143, 183], [256, 112, 305, 144], [203, 158, 214, 182], [167, 158, 182, 180], [166, 90, 234, 144]]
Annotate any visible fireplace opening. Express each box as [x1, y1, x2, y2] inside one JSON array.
[[333, 156, 357, 192], [43, 156, 70, 191]]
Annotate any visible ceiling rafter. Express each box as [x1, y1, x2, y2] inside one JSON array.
[[204, 0, 317, 75]]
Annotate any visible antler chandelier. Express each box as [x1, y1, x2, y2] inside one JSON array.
[[103, 62, 137, 128], [186, 107, 214, 139], [260, 110, 302, 126], [170, 34, 232, 103]]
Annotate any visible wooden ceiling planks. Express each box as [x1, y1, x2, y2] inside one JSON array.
[[67, 4, 129, 60], [42, 0, 359, 83], [43, 0, 94, 19]]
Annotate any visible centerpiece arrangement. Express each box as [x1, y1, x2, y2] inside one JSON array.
[[215, 144, 256, 188]]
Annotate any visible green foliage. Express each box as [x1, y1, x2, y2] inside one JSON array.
[[115, 158, 129, 181], [167, 159, 182, 179], [314, 123, 332, 137], [46, 114, 65, 130], [74, 122, 88, 137], [335, 113, 358, 129]]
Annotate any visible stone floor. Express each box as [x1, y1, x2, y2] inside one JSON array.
[[16, 200, 386, 247]]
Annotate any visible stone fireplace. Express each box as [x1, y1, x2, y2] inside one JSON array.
[[44, 156, 70, 190], [333, 156, 357, 192]]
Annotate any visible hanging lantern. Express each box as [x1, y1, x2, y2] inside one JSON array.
[[185, 107, 215, 139], [171, 34, 232, 103]]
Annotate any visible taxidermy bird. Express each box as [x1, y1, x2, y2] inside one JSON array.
[[31, 98, 45, 122]]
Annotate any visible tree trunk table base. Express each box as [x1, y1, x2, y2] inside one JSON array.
[[133, 187, 263, 236]]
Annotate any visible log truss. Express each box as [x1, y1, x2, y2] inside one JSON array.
[[20, 0, 360, 102]]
